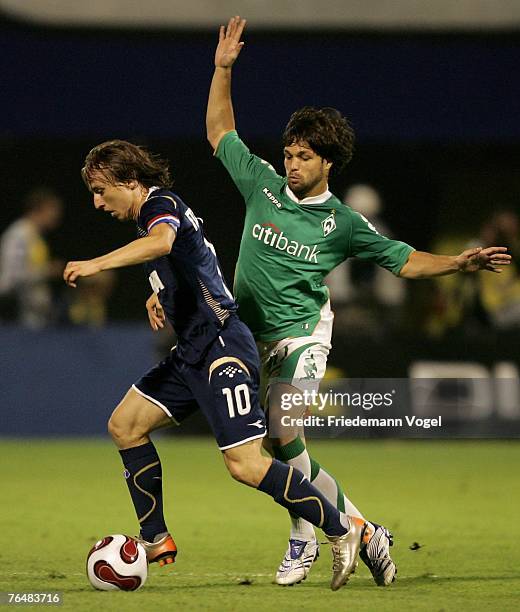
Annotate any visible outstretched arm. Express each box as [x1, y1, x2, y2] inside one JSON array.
[[206, 16, 246, 151], [399, 246, 511, 279], [63, 223, 175, 287]]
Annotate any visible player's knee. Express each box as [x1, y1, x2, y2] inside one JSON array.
[[226, 459, 254, 485], [108, 413, 145, 447], [225, 456, 268, 487], [107, 414, 126, 445]]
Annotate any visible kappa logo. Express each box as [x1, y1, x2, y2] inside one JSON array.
[[262, 187, 282, 209], [322, 213, 336, 237]]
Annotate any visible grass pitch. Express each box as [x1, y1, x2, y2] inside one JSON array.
[[1, 438, 519, 611]]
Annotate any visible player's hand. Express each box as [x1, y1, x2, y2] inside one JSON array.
[[456, 246, 511, 273], [146, 292, 165, 331], [63, 259, 101, 287], [215, 16, 246, 68]]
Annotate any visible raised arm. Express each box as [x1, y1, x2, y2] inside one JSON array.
[[206, 16, 246, 151], [399, 246, 511, 279]]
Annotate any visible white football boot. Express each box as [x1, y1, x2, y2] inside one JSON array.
[[275, 538, 320, 585], [359, 522, 397, 586]]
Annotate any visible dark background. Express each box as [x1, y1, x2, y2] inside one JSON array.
[[2, 17, 519, 320]]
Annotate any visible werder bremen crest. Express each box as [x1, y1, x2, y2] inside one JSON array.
[[321, 213, 336, 237]]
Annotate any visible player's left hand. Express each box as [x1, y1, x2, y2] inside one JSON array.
[[146, 292, 166, 331], [456, 246, 511, 273], [63, 259, 101, 287]]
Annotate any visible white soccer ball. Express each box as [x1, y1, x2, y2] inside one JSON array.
[[86, 534, 148, 591]]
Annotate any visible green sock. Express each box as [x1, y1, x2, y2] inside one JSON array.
[[310, 456, 364, 519]]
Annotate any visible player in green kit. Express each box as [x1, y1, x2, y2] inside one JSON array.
[[206, 16, 512, 588]]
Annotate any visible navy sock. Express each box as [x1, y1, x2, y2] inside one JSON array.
[[119, 441, 167, 542], [257, 459, 347, 537]]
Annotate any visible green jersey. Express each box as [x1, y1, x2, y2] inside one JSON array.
[[216, 130, 414, 342]]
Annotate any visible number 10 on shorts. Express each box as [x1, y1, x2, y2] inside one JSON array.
[[222, 384, 251, 418]]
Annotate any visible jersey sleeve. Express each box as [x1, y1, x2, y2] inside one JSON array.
[[215, 130, 280, 203], [349, 211, 415, 275], [139, 194, 181, 234]]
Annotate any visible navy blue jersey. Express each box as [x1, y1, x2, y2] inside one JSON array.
[[137, 188, 237, 364]]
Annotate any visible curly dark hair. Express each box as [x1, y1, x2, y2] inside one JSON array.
[[283, 107, 355, 176], [82, 140, 172, 189]]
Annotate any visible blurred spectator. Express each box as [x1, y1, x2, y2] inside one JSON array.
[[478, 209, 520, 329], [425, 209, 520, 336], [325, 184, 407, 335], [423, 236, 484, 337], [67, 270, 116, 327], [0, 188, 63, 328]]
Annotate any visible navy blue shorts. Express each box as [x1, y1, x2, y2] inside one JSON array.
[[133, 316, 267, 450]]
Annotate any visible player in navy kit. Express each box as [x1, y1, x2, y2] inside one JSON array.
[[63, 139, 370, 590]]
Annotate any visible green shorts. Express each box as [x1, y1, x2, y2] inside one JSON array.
[[257, 301, 333, 407]]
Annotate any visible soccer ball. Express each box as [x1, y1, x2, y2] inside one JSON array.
[[86, 534, 148, 591]]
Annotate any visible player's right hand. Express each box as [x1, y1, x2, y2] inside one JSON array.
[[146, 293, 165, 331], [215, 16, 246, 68], [63, 259, 101, 287]]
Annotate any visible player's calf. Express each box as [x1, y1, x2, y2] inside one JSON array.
[[111, 390, 175, 560]]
